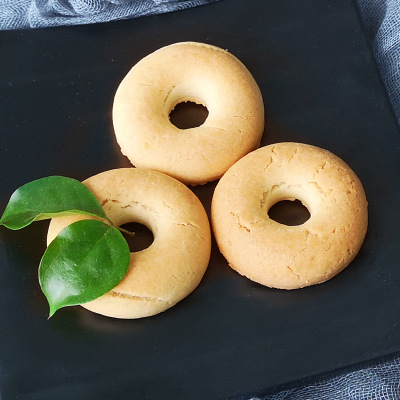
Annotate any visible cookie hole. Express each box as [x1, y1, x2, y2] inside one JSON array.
[[169, 101, 208, 129], [268, 199, 310, 226], [119, 222, 154, 252]]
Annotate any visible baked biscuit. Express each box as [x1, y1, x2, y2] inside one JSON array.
[[112, 42, 264, 185], [47, 168, 212, 318], [211, 143, 368, 289]]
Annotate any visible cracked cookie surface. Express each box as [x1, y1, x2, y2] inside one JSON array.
[[211, 142, 368, 289]]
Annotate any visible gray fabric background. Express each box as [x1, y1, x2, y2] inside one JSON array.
[[1, 0, 400, 398], [357, 0, 400, 124], [0, 0, 217, 29], [256, 354, 400, 399]]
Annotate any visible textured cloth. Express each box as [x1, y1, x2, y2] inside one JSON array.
[[356, 0, 400, 124], [1, 0, 400, 399], [255, 354, 400, 399], [0, 0, 217, 29]]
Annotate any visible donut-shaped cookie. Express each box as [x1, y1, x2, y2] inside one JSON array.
[[211, 143, 368, 289], [112, 41, 265, 186], [47, 168, 211, 319]]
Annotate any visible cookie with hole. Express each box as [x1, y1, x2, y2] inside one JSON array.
[[211, 142, 368, 289], [47, 168, 211, 318], [112, 41, 264, 186]]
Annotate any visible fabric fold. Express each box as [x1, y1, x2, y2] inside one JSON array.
[[0, 0, 218, 29]]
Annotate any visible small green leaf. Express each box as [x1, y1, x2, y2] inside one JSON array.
[[39, 219, 130, 317], [0, 176, 109, 230]]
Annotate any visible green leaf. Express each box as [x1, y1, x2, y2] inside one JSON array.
[[39, 219, 130, 317], [0, 176, 109, 230]]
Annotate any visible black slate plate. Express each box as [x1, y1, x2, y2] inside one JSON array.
[[1, 1, 400, 399]]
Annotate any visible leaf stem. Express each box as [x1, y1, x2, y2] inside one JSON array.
[[101, 217, 135, 237], [117, 226, 135, 237]]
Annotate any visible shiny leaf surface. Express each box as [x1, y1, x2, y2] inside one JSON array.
[[39, 219, 130, 317], [0, 176, 108, 230]]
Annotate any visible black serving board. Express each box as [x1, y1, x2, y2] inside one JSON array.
[[1, 1, 400, 399]]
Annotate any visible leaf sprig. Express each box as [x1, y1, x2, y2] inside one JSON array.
[[0, 176, 132, 317]]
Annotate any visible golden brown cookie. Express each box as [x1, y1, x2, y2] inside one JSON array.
[[211, 143, 368, 289], [47, 168, 211, 318], [112, 41, 265, 185]]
